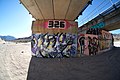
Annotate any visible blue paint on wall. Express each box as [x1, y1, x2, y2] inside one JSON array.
[[91, 22, 105, 28]]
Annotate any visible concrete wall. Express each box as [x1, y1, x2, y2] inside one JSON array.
[[31, 20, 113, 58], [78, 29, 113, 56], [31, 20, 78, 58]]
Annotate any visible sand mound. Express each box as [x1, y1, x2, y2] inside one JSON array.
[[0, 38, 5, 43]]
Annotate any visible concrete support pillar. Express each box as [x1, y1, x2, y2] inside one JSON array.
[[31, 20, 78, 58]]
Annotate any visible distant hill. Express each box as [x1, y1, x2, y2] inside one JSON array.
[[0, 35, 16, 41], [13, 36, 31, 43]]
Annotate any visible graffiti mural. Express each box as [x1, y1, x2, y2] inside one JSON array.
[[78, 34, 85, 56], [78, 34, 99, 56], [86, 28, 100, 35], [31, 20, 113, 57], [87, 36, 99, 55], [78, 36, 85, 55], [99, 30, 112, 50], [31, 33, 77, 58], [31, 20, 78, 58], [91, 22, 105, 29]]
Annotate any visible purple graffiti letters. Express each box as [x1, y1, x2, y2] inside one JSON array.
[[31, 33, 77, 58]]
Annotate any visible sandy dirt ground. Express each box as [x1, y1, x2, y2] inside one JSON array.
[[0, 40, 120, 80], [0, 41, 31, 80], [27, 47, 120, 80]]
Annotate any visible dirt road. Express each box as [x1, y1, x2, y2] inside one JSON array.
[[0, 42, 31, 80]]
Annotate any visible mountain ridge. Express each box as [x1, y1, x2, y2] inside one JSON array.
[[0, 35, 16, 41]]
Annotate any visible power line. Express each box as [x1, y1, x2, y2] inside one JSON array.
[[109, 0, 113, 5], [79, 0, 107, 24], [79, 0, 118, 27]]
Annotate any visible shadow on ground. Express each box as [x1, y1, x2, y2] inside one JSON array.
[[27, 47, 120, 80]]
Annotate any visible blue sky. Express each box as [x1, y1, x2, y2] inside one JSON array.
[[78, 0, 120, 34], [78, 0, 119, 26], [0, 0, 34, 38], [0, 0, 120, 38]]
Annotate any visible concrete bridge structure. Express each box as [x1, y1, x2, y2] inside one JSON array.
[[20, 0, 92, 20], [20, 0, 117, 57], [20, 0, 93, 58], [18, 1, 120, 79], [77, 1, 120, 56], [78, 1, 120, 33]]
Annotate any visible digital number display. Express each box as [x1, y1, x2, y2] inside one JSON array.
[[48, 20, 65, 28]]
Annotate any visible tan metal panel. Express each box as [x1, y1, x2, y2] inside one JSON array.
[[35, 0, 54, 19], [66, 0, 89, 20], [20, 0, 43, 19], [53, 0, 70, 19]]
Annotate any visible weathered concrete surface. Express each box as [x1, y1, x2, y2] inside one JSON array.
[[27, 47, 120, 80], [20, 0, 89, 20], [104, 7, 120, 31]]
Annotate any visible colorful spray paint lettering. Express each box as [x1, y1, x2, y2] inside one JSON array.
[[31, 20, 78, 58], [91, 22, 105, 29], [99, 30, 112, 50], [31, 20, 113, 58], [78, 34, 98, 56], [31, 33, 77, 58]]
